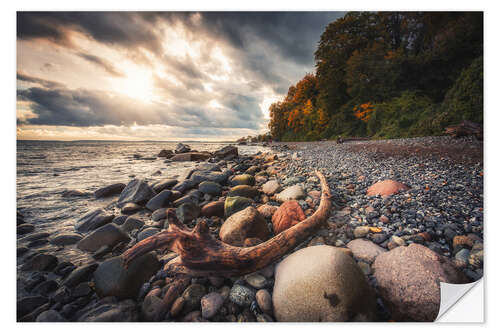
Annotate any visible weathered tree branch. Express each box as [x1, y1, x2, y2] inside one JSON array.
[[122, 170, 332, 277]]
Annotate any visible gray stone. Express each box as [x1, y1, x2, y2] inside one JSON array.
[[145, 190, 172, 211], [176, 202, 201, 223], [63, 263, 99, 287], [21, 253, 58, 271], [256, 289, 273, 315], [49, 233, 82, 246], [120, 217, 144, 233], [77, 223, 130, 252], [152, 179, 178, 192], [152, 208, 168, 221], [17, 296, 48, 318], [36, 310, 67, 322], [77, 300, 138, 321], [137, 227, 160, 242], [93, 253, 161, 299], [182, 284, 207, 313], [198, 181, 222, 196], [121, 202, 142, 214], [94, 183, 126, 198], [276, 185, 306, 202], [75, 209, 114, 232], [117, 179, 155, 207]]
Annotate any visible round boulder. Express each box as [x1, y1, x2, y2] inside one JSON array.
[[273, 245, 377, 322], [219, 206, 270, 246], [373, 243, 469, 321]]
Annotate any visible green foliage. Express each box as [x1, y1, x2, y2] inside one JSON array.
[[268, 12, 483, 141]]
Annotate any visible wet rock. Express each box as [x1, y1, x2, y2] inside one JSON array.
[[201, 201, 225, 217], [201, 292, 224, 319], [75, 209, 114, 232], [273, 245, 377, 322], [227, 185, 260, 199], [238, 308, 256, 322], [93, 253, 161, 299], [36, 310, 67, 322], [32, 279, 59, 296], [17, 296, 49, 318], [94, 183, 126, 199], [121, 202, 142, 214], [77, 223, 130, 252], [198, 181, 222, 196], [172, 152, 212, 162], [17, 224, 35, 235], [20, 232, 50, 242], [63, 263, 98, 287], [224, 196, 253, 217], [262, 180, 281, 195], [229, 285, 255, 307], [214, 145, 238, 159], [120, 217, 144, 233], [170, 297, 185, 317], [373, 243, 469, 321], [151, 208, 167, 221], [112, 215, 128, 225], [173, 193, 198, 207], [220, 206, 270, 246], [175, 143, 191, 154], [77, 299, 138, 321], [176, 202, 201, 223], [271, 200, 306, 234], [145, 190, 172, 211], [117, 179, 155, 207], [49, 233, 82, 246], [347, 239, 387, 264], [21, 253, 58, 272], [158, 149, 174, 158], [191, 170, 231, 185], [366, 180, 410, 197], [230, 174, 255, 186], [153, 179, 178, 192], [137, 227, 160, 242], [276, 185, 306, 202]]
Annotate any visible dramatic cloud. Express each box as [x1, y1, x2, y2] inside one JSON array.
[[16, 11, 344, 140]]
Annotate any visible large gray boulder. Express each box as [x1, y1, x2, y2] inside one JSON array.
[[93, 253, 161, 299], [273, 245, 377, 322], [373, 243, 469, 321], [75, 209, 114, 232], [117, 179, 155, 207], [77, 223, 130, 252]]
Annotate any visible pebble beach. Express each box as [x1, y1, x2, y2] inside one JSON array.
[[16, 136, 484, 322]]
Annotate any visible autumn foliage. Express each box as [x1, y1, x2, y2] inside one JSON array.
[[268, 12, 483, 141]]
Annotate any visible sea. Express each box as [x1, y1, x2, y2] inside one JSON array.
[[16, 140, 270, 286]]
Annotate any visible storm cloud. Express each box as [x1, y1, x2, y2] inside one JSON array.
[[16, 11, 344, 140]]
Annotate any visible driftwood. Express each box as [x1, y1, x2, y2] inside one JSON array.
[[444, 120, 483, 140], [122, 171, 332, 278]]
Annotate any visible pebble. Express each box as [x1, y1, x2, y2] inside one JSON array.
[[255, 289, 273, 315], [200, 292, 224, 319], [229, 285, 256, 307]]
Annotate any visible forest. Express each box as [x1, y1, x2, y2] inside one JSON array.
[[268, 12, 483, 141]]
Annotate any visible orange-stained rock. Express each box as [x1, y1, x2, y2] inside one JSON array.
[[366, 180, 410, 197], [201, 201, 225, 218], [453, 235, 475, 249], [257, 204, 278, 219], [272, 200, 306, 234]]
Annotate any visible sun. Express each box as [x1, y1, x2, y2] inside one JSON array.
[[112, 65, 155, 103]]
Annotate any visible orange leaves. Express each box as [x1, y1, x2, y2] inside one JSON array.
[[353, 102, 374, 122]]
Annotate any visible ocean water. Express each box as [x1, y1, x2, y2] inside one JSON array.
[[16, 140, 269, 269]]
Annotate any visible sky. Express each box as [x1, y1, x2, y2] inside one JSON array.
[[16, 11, 344, 141]]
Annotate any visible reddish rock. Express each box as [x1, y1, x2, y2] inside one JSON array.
[[201, 201, 225, 217], [272, 200, 306, 234], [366, 180, 410, 197], [417, 232, 432, 242], [373, 243, 469, 321], [379, 215, 390, 223], [257, 204, 278, 218], [219, 207, 270, 246]]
